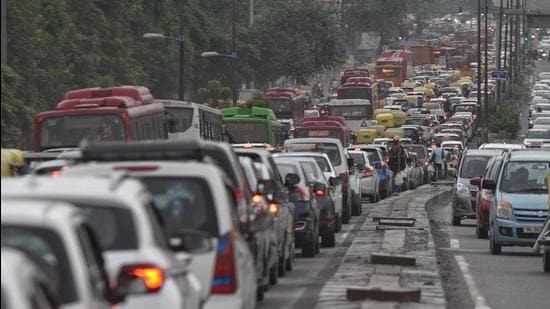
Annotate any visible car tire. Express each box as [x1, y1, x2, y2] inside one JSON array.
[[476, 218, 488, 239], [302, 240, 316, 257], [322, 230, 336, 247], [269, 263, 278, 285], [335, 214, 342, 232], [342, 202, 350, 224], [452, 216, 461, 226], [544, 249, 550, 272], [352, 193, 361, 216], [257, 286, 265, 301], [278, 256, 286, 277], [490, 230, 502, 255]]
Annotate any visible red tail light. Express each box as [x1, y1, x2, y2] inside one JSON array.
[[119, 264, 164, 293], [315, 190, 326, 197], [363, 167, 374, 178], [211, 233, 237, 294]]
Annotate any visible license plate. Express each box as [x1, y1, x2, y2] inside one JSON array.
[[523, 225, 542, 234]]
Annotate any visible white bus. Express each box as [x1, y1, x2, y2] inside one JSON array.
[[324, 99, 373, 133], [157, 100, 224, 141]]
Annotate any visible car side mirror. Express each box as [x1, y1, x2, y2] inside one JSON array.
[[481, 179, 496, 191], [329, 176, 341, 186], [469, 176, 481, 187], [285, 173, 300, 187], [168, 229, 213, 253], [257, 179, 276, 195]]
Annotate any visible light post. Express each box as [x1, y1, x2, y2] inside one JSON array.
[[143, 32, 185, 100], [201, 51, 238, 106]]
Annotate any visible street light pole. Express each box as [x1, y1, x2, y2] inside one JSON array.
[[484, 0, 489, 142], [232, 0, 237, 106], [179, 0, 185, 100], [477, 0, 482, 123]]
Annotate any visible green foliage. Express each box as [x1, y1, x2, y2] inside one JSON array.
[[486, 84, 526, 140], [197, 80, 231, 107], [245, 93, 271, 108], [1, 65, 33, 148]]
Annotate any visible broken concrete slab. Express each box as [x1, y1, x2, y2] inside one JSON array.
[[378, 219, 415, 226], [381, 230, 406, 252], [370, 253, 416, 266], [346, 286, 422, 302]]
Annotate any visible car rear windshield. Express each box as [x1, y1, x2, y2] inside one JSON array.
[[141, 177, 219, 237], [290, 143, 341, 166], [77, 205, 138, 250], [1, 225, 78, 304], [459, 156, 492, 178], [349, 152, 365, 164], [276, 163, 300, 179], [405, 146, 427, 159], [299, 161, 322, 182], [364, 149, 381, 162], [526, 130, 550, 139], [499, 161, 550, 193], [405, 118, 429, 126]]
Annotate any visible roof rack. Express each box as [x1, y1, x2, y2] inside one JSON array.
[[79, 140, 205, 162]]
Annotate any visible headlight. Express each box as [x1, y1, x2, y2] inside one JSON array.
[[497, 201, 513, 219], [456, 183, 470, 199]]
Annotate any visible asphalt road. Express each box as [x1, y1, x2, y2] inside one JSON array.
[[256, 200, 371, 309], [428, 191, 549, 309]]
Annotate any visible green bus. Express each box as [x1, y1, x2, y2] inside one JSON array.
[[221, 106, 285, 146]]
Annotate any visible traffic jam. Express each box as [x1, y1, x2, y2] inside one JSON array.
[[2, 6, 550, 309]]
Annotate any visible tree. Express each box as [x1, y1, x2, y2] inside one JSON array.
[[1, 65, 33, 148]]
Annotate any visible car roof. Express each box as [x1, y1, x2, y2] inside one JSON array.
[[1, 198, 80, 228], [508, 150, 550, 161], [463, 149, 506, 156], [275, 151, 330, 158]]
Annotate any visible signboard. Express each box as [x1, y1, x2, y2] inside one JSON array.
[[490, 69, 508, 80], [360, 119, 369, 127]]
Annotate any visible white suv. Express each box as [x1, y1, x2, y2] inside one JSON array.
[[64, 161, 258, 309], [1, 199, 140, 309], [1, 177, 203, 309]]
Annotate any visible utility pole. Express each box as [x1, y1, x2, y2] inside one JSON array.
[[484, 0, 489, 142], [232, 0, 237, 106], [496, 0, 504, 112], [477, 0, 482, 123], [508, 0, 515, 97], [514, 0, 520, 83], [179, 0, 185, 100], [503, 0, 510, 94], [246, 0, 254, 90]]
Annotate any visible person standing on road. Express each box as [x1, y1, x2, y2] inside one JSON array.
[[388, 136, 407, 193], [430, 143, 446, 181]]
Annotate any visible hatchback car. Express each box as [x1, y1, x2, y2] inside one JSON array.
[[348, 150, 380, 202], [485, 151, 550, 254], [452, 149, 505, 225]]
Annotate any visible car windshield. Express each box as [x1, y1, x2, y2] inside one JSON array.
[[500, 161, 550, 193], [460, 156, 491, 178], [40, 114, 126, 149], [1, 225, 77, 304], [526, 130, 550, 138], [140, 177, 219, 237], [225, 123, 268, 143], [76, 205, 138, 250]]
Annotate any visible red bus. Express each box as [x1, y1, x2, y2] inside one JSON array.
[[294, 116, 353, 146], [374, 57, 407, 87], [340, 68, 370, 86], [264, 87, 308, 123], [336, 81, 384, 110], [34, 86, 167, 151]]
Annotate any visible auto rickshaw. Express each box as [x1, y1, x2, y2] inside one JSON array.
[[390, 110, 407, 126], [356, 128, 378, 144], [383, 127, 405, 139], [1, 148, 25, 177], [375, 113, 395, 128], [370, 124, 386, 137], [373, 108, 393, 118]]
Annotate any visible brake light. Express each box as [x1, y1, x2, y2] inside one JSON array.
[[51, 170, 61, 178], [362, 167, 374, 178], [315, 189, 326, 197], [269, 203, 279, 216], [211, 233, 237, 294], [252, 194, 263, 204], [113, 165, 159, 172], [119, 264, 164, 293]]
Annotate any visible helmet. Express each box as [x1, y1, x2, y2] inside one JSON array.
[[1, 148, 25, 177]]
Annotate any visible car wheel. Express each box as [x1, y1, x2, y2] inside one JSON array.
[[269, 263, 278, 285], [257, 286, 265, 301], [452, 216, 461, 226], [322, 230, 336, 247], [278, 256, 286, 277], [489, 230, 502, 255], [475, 218, 488, 239], [342, 202, 350, 224], [302, 240, 316, 257], [544, 249, 550, 272]]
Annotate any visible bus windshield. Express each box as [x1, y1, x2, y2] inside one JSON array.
[[328, 105, 371, 120], [40, 114, 126, 149], [225, 122, 268, 143]]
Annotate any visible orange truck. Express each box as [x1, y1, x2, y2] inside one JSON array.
[[410, 45, 435, 66]]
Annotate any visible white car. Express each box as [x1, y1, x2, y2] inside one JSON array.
[[273, 152, 343, 231], [348, 150, 380, 202], [2, 177, 203, 309], [1, 247, 62, 309], [1, 199, 141, 309], [533, 117, 550, 130], [524, 128, 550, 148], [64, 162, 258, 309], [533, 83, 550, 91]]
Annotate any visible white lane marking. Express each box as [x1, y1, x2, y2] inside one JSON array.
[[450, 238, 460, 249], [455, 255, 491, 309]]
